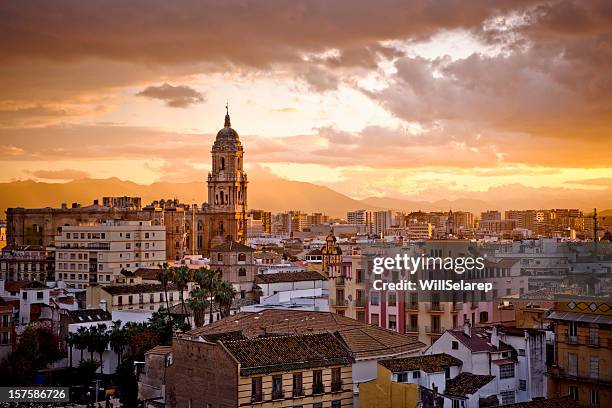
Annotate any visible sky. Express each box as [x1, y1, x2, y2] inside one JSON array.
[[1, 0, 612, 201]]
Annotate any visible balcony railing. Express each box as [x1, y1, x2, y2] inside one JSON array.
[[251, 392, 263, 403], [548, 365, 612, 386], [292, 387, 304, 398], [427, 303, 445, 312], [271, 388, 284, 400], [406, 303, 419, 311], [425, 326, 445, 334], [331, 380, 342, 392], [312, 383, 325, 395], [331, 298, 349, 307], [355, 298, 366, 307], [405, 325, 419, 333]]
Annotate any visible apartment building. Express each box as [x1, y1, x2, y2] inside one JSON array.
[[187, 309, 425, 403], [328, 253, 367, 323], [427, 323, 548, 405], [0, 302, 16, 360], [85, 283, 184, 313], [165, 332, 353, 408], [0, 245, 54, 282], [373, 210, 393, 237], [54, 221, 165, 288], [547, 297, 611, 407], [347, 210, 373, 234]]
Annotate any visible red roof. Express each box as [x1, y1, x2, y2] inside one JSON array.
[[448, 327, 513, 353], [4, 280, 31, 293]]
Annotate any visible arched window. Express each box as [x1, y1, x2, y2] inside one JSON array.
[[238, 253, 246, 262], [238, 268, 246, 277], [219, 222, 224, 233]]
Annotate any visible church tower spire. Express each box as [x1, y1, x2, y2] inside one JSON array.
[[205, 107, 248, 250]]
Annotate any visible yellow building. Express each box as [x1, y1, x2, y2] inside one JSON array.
[[0, 224, 6, 250], [360, 363, 420, 408], [547, 297, 611, 407]]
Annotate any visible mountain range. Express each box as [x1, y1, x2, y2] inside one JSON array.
[[0, 178, 610, 219]]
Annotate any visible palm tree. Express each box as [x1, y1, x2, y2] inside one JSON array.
[[74, 326, 88, 363], [187, 287, 209, 327], [199, 268, 220, 324], [92, 323, 109, 374], [157, 262, 174, 316], [66, 332, 76, 368], [215, 281, 237, 319], [108, 320, 127, 365], [172, 266, 191, 326]]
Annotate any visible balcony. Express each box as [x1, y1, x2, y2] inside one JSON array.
[[548, 365, 612, 386], [292, 387, 304, 398], [271, 388, 284, 400], [406, 303, 419, 311], [331, 298, 349, 308], [335, 277, 345, 286], [250, 392, 263, 403], [405, 325, 419, 334], [331, 380, 342, 392], [452, 302, 462, 312], [312, 383, 325, 395], [427, 303, 445, 313], [355, 298, 366, 308], [425, 326, 445, 335]]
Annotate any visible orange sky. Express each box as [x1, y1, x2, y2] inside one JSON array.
[[1, 0, 611, 202]]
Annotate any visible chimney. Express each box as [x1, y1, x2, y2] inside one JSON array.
[[99, 299, 107, 312], [61, 203, 67, 209], [463, 319, 471, 338], [490, 325, 499, 347]]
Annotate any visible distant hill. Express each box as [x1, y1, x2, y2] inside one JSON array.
[[0, 177, 381, 219], [0, 178, 610, 219]]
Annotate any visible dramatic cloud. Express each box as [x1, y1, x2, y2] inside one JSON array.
[[27, 169, 91, 180], [137, 83, 205, 108]]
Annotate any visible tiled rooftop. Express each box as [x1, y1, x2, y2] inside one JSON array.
[[254, 271, 327, 284], [210, 241, 254, 253], [102, 283, 176, 295], [188, 309, 425, 359], [221, 332, 353, 376], [444, 372, 495, 397], [379, 353, 462, 373], [495, 396, 579, 408], [448, 327, 513, 353], [67, 308, 111, 323]]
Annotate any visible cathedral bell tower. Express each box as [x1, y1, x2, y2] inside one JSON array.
[[206, 106, 248, 249]]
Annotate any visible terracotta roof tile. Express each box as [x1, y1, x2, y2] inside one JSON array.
[[210, 241, 254, 253], [221, 332, 353, 376], [444, 373, 495, 397], [188, 309, 425, 359], [254, 271, 327, 284], [379, 353, 462, 373]]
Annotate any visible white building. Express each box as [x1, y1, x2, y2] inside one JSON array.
[[54, 221, 166, 289], [426, 322, 547, 405], [347, 210, 373, 234]]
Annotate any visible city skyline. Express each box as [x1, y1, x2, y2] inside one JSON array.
[[1, 1, 612, 203]]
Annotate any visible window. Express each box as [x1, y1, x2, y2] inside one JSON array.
[[238, 253, 246, 262], [518, 348, 526, 356], [217, 253, 223, 262], [149, 294, 154, 303], [499, 363, 515, 379], [452, 400, 460, 408], [313, 404, 322, 408], [238, 268, 246, 277], [568, 321, 578, 337], [452, 341, 459, 350], [331, 401, 341, 408], [590, 390, 599, 405], [500, 390, 515, 405], [36, 291, 44, 300], [22, 292, 27, 300], [568, 353, 578, 376], [272, 375, 283, 400], [412, 371, 420, 379], [388, 292, 396, 306], [292, 372, 303, 397], [568, 386, 578, 401], [118, 296, 123, 306], [590, 356, 599, 378], [331, 367, 342, 392], [313, 370, 324, 394], [370, 313, 379, 326], [128, 295, 133, 305], [388, 314, 397, 330], [370, 291, 379, 305], [519, 380, 526, 391], [251, 377, 262, 402], [479, 311, 488, 323], [397, 372, 408, 382], [445, 367, 450, 379]]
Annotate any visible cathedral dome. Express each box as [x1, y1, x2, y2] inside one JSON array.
[[213, 108, 242, 151]]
